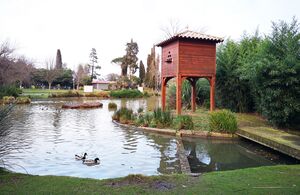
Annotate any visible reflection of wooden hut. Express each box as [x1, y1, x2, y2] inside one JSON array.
[[157, 30, 223, 114]]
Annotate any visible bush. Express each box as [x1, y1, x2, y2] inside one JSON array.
[[172, 115, 194, 130], [84, 91, 110, 98], [112, 107, 135, 124], [108, 102, 117, 110], [0, 85, 22, 99], [2, 96, 15, 104], [137, 107, 143, 113], [209, 109, 237, 133], [110, 89, 143, 98], [50, 90, 82, 98], [16, 97, 31, 104]]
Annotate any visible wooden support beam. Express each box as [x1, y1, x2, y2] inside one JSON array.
[[161, 78, 166, 111], [176, 75, 182, 115], [210, 76, 215, 111]]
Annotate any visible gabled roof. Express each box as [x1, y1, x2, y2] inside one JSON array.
[[157, 30, 224, 46]]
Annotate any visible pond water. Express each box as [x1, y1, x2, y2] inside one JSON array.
[[0, 97, 297, 179]]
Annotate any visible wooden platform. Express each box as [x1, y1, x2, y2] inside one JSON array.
[[237, 127, 300, 160]]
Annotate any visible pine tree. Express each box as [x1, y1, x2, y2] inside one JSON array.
[[89, 48, 101, 80], [55, 49, 62, 69]]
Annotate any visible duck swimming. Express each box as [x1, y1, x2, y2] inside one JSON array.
[[83, 158, 100, 166], [75, 153, 87, 160]]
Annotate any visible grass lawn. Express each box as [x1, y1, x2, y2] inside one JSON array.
[[0, 165, 299, 194], [21, 89, 82, 98]]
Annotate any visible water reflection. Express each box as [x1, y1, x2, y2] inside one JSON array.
[[183, 138, 298, 173]]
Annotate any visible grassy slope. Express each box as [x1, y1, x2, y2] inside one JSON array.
[[1, 165, 299, 194]]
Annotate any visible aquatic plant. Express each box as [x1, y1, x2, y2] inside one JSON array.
[[108, 102, 117, 110], [172, 115, 194, 130]]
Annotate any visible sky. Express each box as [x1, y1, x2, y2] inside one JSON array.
[[0, 0, 299, 78]]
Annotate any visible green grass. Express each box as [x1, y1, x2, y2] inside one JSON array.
[[22, 89, 76, 99], [0, 165, 299, 194]]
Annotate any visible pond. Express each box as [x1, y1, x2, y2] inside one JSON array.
[[0, 97, 297, 179]]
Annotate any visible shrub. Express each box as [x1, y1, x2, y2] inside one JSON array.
[[108, 102, 117, 110], [2, 96, 15, 104], [137, 107, 143, 113], [153, 108, 173, 128], [84, 91, 110, 98], [209, 109, 237, 133], [0, 85, 22, 99], [110, 89, 143, 98], [16, 97, 31, 104], [172, 115, 194, 130]]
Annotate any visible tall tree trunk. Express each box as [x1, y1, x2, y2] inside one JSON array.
[[48, 82, 52, 91]]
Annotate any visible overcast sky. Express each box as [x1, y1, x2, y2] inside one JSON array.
[[0, 0, 299, 77]]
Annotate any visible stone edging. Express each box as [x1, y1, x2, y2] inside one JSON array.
[[112, 120, 237, 139]]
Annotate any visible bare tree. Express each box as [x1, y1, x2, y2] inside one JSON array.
[[44, 58, 59, 90], [74, 64, 90, 89], [106, 73, 119, 81], [160, 19, 184, 38]]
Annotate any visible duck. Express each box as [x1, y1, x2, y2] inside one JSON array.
[[83, 158, 100, 166], [75, 153, 87, 160]]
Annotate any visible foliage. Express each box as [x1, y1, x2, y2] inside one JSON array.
[[167, 79, 210, 109], [106, 73, 119, 81], [172, 115, 194, 130], [139, 60, 145, 84], [2, 96, 15, 104], [84, 91, 110, 98], [108, 102, 117, 110], [254, 18, 300, 127], [0, 41, 34, 87], [0, 85, 22, 98], [53, 68, 73, 89], [49, 90, 82, 98], [124, 39, 139, 75], [16, 96, 31, 104], [216, 39, 255, 112], [209, 109, 237, 133], [55, 49, 62, 69], [88, 48, 101, 79], [137, 107, 143, 113], [152, 108, 173, 128], [110, 89, 143, 98], [112, 107, 135, 124], [145, 46, 159, 89]]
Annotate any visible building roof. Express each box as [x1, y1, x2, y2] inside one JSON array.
[[156, 30, 224, 46]]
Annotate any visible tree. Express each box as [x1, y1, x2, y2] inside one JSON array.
[[255, 17, 300, 127], [124, 39, 139, 76], [111, 57, 127, 76], [74, 64, 90, 89], [145, 46, 159, 89], [88, 48, 101, 80], [44, 58, 59, 90], [139, 60, 145, 85], [106, 73, 119, 81], [55, 49, 62, 69]]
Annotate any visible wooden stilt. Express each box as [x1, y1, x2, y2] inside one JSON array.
[[210, 77, 215, 111], [176, 75, 182, 115], [161, 77, 166, 111]]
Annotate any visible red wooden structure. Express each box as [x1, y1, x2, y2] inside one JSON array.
[[157, 30, 223, 114]]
